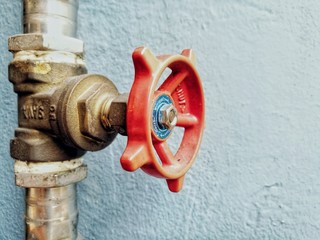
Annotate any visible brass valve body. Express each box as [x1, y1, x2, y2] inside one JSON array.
[[9, 50, 120, 161]]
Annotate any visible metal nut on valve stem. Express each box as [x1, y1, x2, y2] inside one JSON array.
[[160, 104, 178, 130], [57, 74, 119, 151], [102, 93, 128, 136]]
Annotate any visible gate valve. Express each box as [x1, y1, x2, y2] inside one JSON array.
[[120, 47, 205, 192]]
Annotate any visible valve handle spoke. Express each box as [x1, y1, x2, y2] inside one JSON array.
[[121, 144, 150, 172], [154, 141, 175, 165], [176, 113, 198, 128], [158, 71, 188, 94]]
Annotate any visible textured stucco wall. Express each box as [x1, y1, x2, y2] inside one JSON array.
[[1, 0, 320, 239]]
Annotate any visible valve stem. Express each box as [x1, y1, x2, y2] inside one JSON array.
[[101, 93, 128, 136]]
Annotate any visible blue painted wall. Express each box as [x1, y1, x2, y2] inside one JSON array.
[[1, 0, 320, 239]]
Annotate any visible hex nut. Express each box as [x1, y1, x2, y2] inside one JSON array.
[[11, 128, 86, 162], [104, 93, 128, 136], [58, 74, 119, 151], [77, 83, 118, 142], [160, 104, 178, 130], [8, 33, 84, 54]]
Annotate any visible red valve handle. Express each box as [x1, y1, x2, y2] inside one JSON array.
[[120, 47, 205, 192]]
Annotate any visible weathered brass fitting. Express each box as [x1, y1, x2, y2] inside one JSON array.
[[9, 53, 121, 161], [53, 74, 119, 151], [8, 23, 127, 163], [9, 47, 88, 162]]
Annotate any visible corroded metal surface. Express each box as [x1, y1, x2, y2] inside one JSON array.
[[14, 159, 87, 188], [8, 34, 84, 53]]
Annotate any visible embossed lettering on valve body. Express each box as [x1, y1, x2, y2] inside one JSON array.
[[22, 104, 45, 119]]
